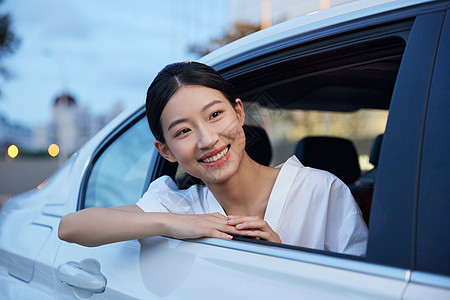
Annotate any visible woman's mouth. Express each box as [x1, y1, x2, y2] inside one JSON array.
[[199, 145, 230, 163]]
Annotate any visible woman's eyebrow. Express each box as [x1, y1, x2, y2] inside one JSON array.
[[167, 118, 188, 132], [201, 100, 223, 112]]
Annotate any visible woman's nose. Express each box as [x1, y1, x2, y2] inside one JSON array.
[[197, 125, 218, 150]]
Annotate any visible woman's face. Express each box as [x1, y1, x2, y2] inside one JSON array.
[[155, 85, 246, 184]]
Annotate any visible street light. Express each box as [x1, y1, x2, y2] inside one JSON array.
[[7, 145, 19, 159], [48, 144, 59, 157]]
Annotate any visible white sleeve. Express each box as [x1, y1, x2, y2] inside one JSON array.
[[136, 176, 197, 214], [339, 212, 368, 256], [327, 179, 368, 256]]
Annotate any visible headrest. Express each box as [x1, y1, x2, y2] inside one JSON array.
[[295, 136, 361, 185], [243, 125, 272, 166]]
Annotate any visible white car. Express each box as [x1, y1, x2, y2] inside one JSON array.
[[1, 0, 449, 299]]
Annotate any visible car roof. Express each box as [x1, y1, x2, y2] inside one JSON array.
[[200, 0, 434, 69]]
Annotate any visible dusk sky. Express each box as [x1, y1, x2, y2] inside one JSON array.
[[0, 0, 229, 127]]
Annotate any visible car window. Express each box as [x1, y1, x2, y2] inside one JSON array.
[[84, 116, 155, 208]]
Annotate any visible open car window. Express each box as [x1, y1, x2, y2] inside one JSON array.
[[83, 115, 155, 208]]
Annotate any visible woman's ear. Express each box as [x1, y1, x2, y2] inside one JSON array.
[[234, 98, 245, 126], [154, 140, 177, 163]]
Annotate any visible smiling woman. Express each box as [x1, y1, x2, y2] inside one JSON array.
[[153, 85, 246, 184], [58, 61, 367, 255]]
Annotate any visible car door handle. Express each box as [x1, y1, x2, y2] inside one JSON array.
[[57, 259, 106, 293]]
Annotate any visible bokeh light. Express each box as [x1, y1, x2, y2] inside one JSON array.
[[48, 144, 60, 157], [7, 145, 19, 158]]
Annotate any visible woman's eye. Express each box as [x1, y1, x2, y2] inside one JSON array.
[[175, 128, 190, 137], [210, 111, 222, 120]]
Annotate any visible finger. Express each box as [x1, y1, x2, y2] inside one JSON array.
[[194, 223, 236, 239], [243, 230, 281, 243], [205, 223, 247, 239], [246, 230, 271, 240], [235, 220, 268, 230], [209, 230, 234, 240], [231, 229, 269, 240], [202, 214, 229, 226], [227, 216, 260, 225], [218, 224, 249, 236]]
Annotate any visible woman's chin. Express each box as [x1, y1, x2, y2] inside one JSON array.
[[201, 172, 234, 185]]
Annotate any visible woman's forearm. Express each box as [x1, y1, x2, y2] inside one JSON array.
[[58, 207, 247, 247], [58, 205, 171, 247]]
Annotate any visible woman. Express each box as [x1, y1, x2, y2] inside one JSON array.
[[58, 62, 368, 255]]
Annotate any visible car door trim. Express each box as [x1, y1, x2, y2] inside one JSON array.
[[189, 237, 409, 281], [410, 271, 450, 290]]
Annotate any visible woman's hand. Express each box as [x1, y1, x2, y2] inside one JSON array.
[[227, 215, 282, 243], [165, 212, 242, 241]]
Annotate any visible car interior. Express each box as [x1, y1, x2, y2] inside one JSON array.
[[161, 33, 407, 229]]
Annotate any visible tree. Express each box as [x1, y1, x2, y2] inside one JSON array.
[[188, 22, 260, 57], [0, 0, 20, 96]]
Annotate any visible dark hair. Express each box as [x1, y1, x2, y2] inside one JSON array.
[[146, 61, 237, 143]]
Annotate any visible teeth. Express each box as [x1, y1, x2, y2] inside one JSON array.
[[203, 147, 228, 163]]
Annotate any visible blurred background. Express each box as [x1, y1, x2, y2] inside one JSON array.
[[0, 0, 355, 205]]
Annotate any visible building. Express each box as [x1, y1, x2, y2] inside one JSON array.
[[33, 93, 123, 158]]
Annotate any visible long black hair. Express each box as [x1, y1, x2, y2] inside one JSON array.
[[146, 61, 237, 143]]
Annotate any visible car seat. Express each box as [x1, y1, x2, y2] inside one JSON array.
[[294, 136, 376, 225], [295, 136, 361, 185], [243, 124, 272, 166]]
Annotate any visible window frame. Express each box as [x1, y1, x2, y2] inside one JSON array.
[[78, 107, 157, 210], [415, 8, 450, 278], [366, 10, 445, 270]]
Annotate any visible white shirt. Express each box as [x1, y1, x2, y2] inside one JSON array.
[[137, 156, 368, 256]]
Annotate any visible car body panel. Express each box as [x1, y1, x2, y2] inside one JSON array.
[[53, 236, 409, 299]]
